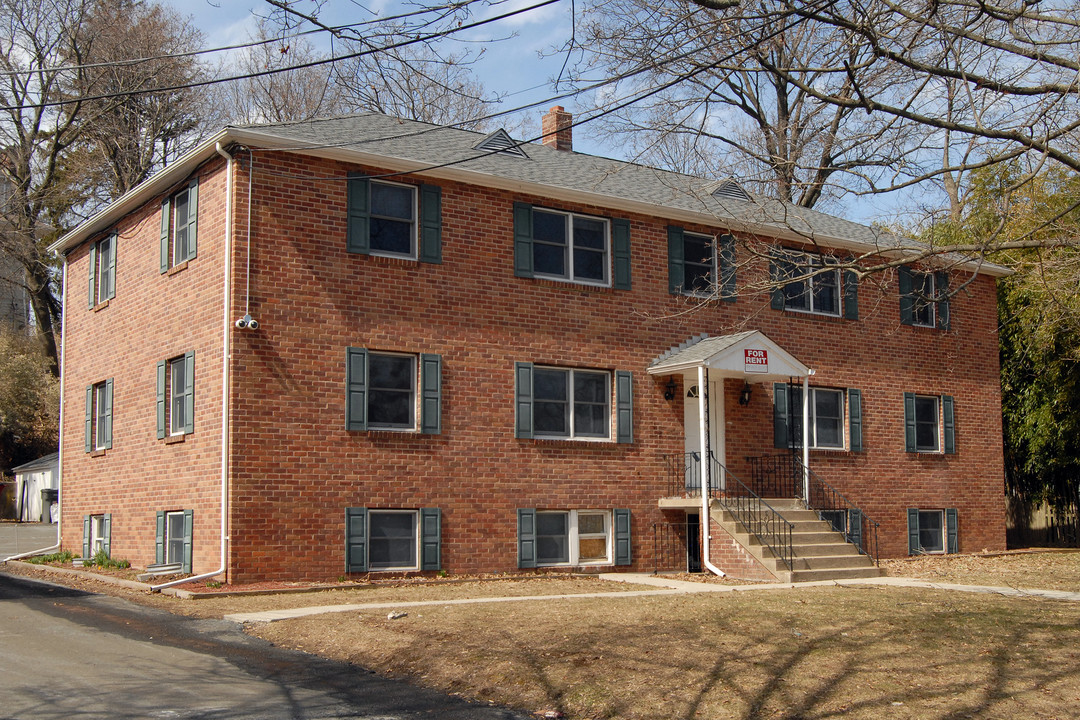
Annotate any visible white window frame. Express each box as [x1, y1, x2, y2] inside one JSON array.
[[789, 386, 847, 450], [168, 356, 186, 436], [367, 509, 419, 571], [165, 510, 185, 565], [909, 271, 937, 328], [917, 509, 946, 553], [680, 231, 717, 297], [913, 394, 940, 453], [535, 510, 612, 567], [95, 234, 115, 304], [531, 208, 611, 287], [92, 381, 108, 451], [781, 251, 841, 317], [367, 351, 417, 431], [169, 185, 193, 268], [90, 514, 106, 555], [368, 179, 418, 261], [532, 367, 611, 440]]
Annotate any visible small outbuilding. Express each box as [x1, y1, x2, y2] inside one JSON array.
[[11, 452, 59, 523]]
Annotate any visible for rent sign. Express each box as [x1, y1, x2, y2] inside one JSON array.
[[744, 348, 768, 373]]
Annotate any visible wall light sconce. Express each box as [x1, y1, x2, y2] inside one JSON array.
[[664, 378, 678, 401], [739, 382, 753, 406]]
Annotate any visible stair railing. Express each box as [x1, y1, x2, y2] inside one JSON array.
[[793, 458, 881, 565], [708, 452, 795, 572]]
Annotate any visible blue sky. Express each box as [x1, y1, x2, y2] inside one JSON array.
[[168, 0, 903, 226]]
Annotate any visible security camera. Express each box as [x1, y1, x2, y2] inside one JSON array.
[[247, 318, 259, 330], [235, 317, 248, 329]]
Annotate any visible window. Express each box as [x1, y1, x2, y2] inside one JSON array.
[[345, 348, 441, 433], [907, 508, 958, 554], [82, 513, 111, 558], [345, 507, 441, 573], [770, 249, 858, 319], [773, 384, 862, 451], [515, 363, 634, 442], [518, 508, 632, 567], [156, 352, 194, 439], [667, 226, 736, 299], [156, 509, 193, 572], [160, 179, 198, 272], [514, 203, 631, 290], [88, 233, 116, 308], [84, 379, 113, 452], [903, 393, 955, 454], [346, 176, 442, 263], [899, 266, 950, 330]]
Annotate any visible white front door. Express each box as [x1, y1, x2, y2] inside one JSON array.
[[682, 374, 725, 491]]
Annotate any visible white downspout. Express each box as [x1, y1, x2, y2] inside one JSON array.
[[153, 142, 234, 591], [698, 365, 726, 577], [802, 373, 811, 503], [3, 262, 66, 562]]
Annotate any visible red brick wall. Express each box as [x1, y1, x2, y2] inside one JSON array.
[[708, 515, 778, 581], [60, 157, 229, 572], [59, 147, 1007, 583]]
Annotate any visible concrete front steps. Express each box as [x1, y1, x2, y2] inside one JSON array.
[[711, 498, 883, 583]]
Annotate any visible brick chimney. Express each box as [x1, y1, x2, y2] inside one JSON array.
[[541, 106, 573, 152]]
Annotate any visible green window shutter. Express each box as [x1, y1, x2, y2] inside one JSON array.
[[419, 183, 442, 264], [942, 394, 955, 454], [160, 196, 171, 273], [945, 508, 959, 554], [903, 392, 916, 452], [514, 362, 533, 439], [846, 508, 862, 550], [848, 388, 862, 452], [773, 382, 790, 449], [105, 233, 116, 301], [719, 233, 736, 301], [420, 353, 442, 435], [517, 508, 536, 568], [614, 508, 632, 566], [346, 174, 370, 254], [156, 360, 166, 439], [666, 226, 684, 294], [935, 271, 950, 331], [769, 251, 787, 310], [183, 352, 195, 435], [103, 378, 113, 449], [898, 265, 915, 325], [85, 385, 93, 453], [186, 178, 198, 261], [82, 515, 91, 558], [843, 266, 859, 320], [907, 508, 920, 554], [612, 217, 631, 290], [513, 202, 533, 278], [345, 347, 368, 431], [420, 507, 441, 571], [615, 370, 633, 444], [345, 507, 368, 572], [155, 511, 165, 563], [103, 513, 112, 556], [88, 242, 96, 308], [182, 509, 193, 573]]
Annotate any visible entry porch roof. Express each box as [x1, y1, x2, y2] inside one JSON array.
[[647, 331, 813, 383]]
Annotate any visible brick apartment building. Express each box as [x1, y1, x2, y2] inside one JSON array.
[[49, 108, 1009, 584]]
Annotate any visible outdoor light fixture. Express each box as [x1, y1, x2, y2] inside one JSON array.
[[739, 382, 753, 406], [664, 378, 678, 401]]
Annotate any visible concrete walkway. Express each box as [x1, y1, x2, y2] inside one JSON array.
[[224, 572, 1080, 624]]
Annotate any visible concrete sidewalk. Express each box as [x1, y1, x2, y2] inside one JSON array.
[[224, 572, 1080, 624]]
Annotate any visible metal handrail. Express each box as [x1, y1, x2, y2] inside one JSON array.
[[795, 458, 881, 565], [709, 452, 795, 572]]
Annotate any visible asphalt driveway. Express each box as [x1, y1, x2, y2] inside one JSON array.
[[0, 522, 58, 559]]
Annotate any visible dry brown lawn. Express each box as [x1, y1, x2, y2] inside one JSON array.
[[8, 551, 1080, 719]]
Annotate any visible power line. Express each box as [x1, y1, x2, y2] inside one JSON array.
[[0, 0, 561, 112], [0, 0, 492, 78]]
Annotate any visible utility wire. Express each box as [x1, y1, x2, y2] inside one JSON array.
[[0, 0, 562, 112]]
